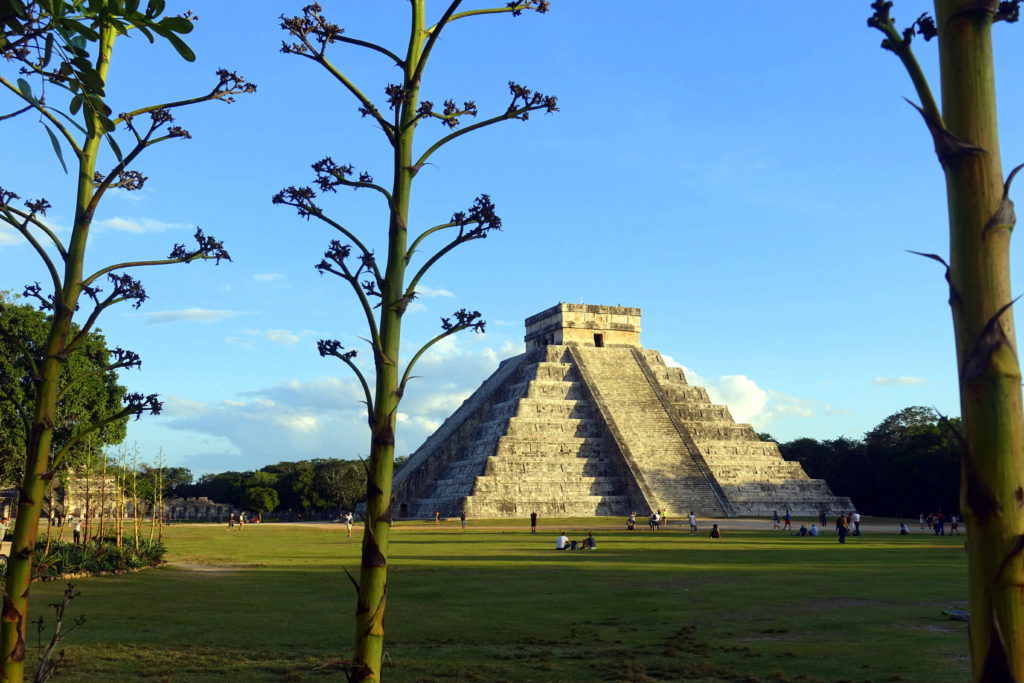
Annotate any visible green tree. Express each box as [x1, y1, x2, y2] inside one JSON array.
[[869, 2, 1024, 675], [0, 3, 253, 677], [183, 471, 248, 507], [314, 459, 366, 512], [0, 295, 129, 487], [274, 2, 556, 677], [241, 486, 279, 517]]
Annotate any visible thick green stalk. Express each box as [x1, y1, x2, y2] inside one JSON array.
[[933, 1, 1024, 678], [350, 3, 425, 679], [0, 26, 114, 683]]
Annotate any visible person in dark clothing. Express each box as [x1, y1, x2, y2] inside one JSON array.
[[837, 514, 849, 544], [530, 511, 538, 533]]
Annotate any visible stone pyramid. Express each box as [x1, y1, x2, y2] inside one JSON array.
[[393, 304, 853, 519]]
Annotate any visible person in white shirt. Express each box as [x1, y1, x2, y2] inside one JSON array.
[[852, 511, 862, 536], [809, 524, 820, 536], [555, 532, 570, 550]]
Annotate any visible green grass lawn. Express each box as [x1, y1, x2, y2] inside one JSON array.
[[24, 520, 968, 681]]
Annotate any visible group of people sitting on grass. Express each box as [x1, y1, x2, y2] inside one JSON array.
[[555, 531, 596, 550]]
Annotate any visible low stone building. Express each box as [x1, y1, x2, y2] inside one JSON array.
[[163, 496, 232, 522], [394, 303, 853, 519]]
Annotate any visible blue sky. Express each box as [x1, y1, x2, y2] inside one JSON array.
[[3, 2, 1023, 476]]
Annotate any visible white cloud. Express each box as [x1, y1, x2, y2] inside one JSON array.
[[253, 273, 286, 283], [415, 286, 454, 298], [162, 396, 211, 418], [872, 376, 928, 387], [0, 228, 17, 245], [161, 377, 374, 464], [135, 308, 242, 325], [678, 363, 818, 427], [225, 328, 313, 348], [159, 332, 518, 468], [95, 217, 188, 234], [712, 375, 768, 423]]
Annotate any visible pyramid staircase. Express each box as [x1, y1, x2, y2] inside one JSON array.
[[394, 342, 852, 519]]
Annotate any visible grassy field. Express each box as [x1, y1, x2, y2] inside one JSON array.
[[24, 519, 968, 682]]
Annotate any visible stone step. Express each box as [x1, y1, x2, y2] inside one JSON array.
[[515, 399, 592, 420], [674, 405, 734, 422], [682, 422, 759, 441], [505, 417, 602, 438], [523, 379, 589, 401], [493, 436, 605, 457]]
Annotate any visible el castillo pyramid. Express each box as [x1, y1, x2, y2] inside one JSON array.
[[393, 304, 853, 519]]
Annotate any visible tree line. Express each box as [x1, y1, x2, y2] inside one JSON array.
[[172, 458, 372, 518], [769, 405, 961, 519]]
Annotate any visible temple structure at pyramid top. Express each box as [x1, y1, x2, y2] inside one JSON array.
[[393, 304, 853, 519]]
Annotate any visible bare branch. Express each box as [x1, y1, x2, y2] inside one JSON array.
[[414, 82, 557, 169], [398, 309, 486, 396], [318, 339, 375, 418]]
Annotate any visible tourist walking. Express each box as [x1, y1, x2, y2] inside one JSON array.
[[819, 509, 827, 527], [73, 518, 82, 544], [460, 511, 467, 529], [343, 511, 354, 537], [434, 510, 440, 526], [228, 513, 235, 529], [852, 511, 861, 536], [783, 509, 792, 531], [530, 511, 538, 533], [772, 511, 781, 530], [688, 510, 697, 535]]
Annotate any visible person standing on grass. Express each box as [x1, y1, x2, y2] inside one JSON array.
[[434, 510, 440, 526], [837, 514, 849, 544], [239, 512, 246, 530], [852, 511, 861, 536], [688, 510, 697, 535], [228, 513, 235, 529], [819, 509, 827, 528], [950, 514, 960, 535], [783, 509, 792, 531], [772, 511, 781, 530], [344, 511, 354, 537], [460, 511, 467, 529], [530, 511, 537, 533], [73, 518, 82, 544]]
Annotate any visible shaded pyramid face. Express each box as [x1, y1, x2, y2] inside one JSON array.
[[393, 305, 853, 519]]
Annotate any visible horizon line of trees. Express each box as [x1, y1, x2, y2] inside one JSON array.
[[765, 405, 961, 518]]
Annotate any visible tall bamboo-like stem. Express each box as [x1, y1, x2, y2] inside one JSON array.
[[348, 6, 424, 674], [935, 3, 1024, 676], [130, 447, 139, 547], [99, 451, 108, 541], [871, 1, 1024, 677], [0, 25, 115, 680], [43, 488, 53, 554], [277, 2, 554, 678]]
